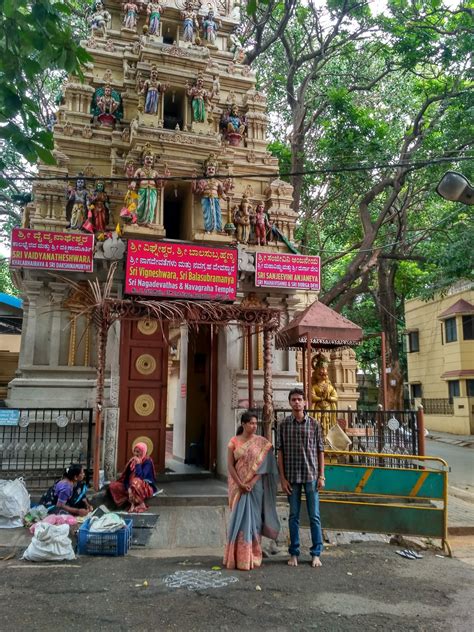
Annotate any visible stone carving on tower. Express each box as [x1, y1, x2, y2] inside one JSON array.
[[89, 1, 112, 38], [220, 103, 246, 145], [181, 1, 199, 44], [24, 0, 299, 251], [186, 71, 213, 123], [90, 83, 123, 128], [141, 66, 168, 115], [130, 144, 167, 226], [192, 153, 233, 234], [122, 2, 141, 31], [146, 2, 164, 36], [202, 5, 220, 46], [66, 174, 89, 230]]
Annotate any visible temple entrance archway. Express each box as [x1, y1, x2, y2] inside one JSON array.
[[166, 325, 218, 474]]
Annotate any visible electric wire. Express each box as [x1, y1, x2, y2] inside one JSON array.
[[0, 154, 472, 183]]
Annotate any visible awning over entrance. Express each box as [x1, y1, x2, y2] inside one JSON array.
[[275, 300, 363, 404], [275, 300, 363, 350]]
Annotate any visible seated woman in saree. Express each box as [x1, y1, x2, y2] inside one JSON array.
[[223, 411, 280, 571], [108, 442, 158, 513], [40, 463, 92, 517]]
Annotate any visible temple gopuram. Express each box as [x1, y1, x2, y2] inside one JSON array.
[[7, 0, 334, 481]]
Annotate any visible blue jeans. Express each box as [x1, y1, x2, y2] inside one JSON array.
[[287, 481, 323, 558]]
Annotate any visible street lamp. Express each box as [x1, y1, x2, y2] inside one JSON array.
[[436, 172, 474, 205]]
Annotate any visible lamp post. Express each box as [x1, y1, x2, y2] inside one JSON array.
[[436, 172, 474, 205]]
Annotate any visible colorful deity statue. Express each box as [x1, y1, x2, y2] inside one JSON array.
[[83, 181, 110, 233], [122, 1, 140, 31], [147, 1, 164, 36], [192, 154, 233, 233], [130, 145, 166, 226], [181, 1, 199, 44], [141, 66, 168, 116], [120, 159, 139, 224], [186, 73, 212, 123], [89, 1, 111, 37], [202, 5, 219, 46], [254, 201, 269, 246], [228, 26, 245, 63], [233, 193, 252, 243], [90, 83, 123, 128], [220, 103, 246, 145], [67, 174, 89, 230], [311, 353, 338, 435]]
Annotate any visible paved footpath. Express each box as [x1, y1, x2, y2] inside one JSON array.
[[425, 436, 474, 535], [427, 431, 474, 449], [1, 542, 474, 632]]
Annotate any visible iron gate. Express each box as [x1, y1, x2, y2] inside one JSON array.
[[0, 408, 94, 489]]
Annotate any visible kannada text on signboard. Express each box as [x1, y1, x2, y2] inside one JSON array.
[[125, 240, 238, 301]]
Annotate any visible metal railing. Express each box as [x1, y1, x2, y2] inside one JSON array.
[[236, 407, 420, 466], [421, 398, 454, 415], [0, 408, 94, 489]]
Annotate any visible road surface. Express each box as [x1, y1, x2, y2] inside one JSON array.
[[425, 439, 474, 492]]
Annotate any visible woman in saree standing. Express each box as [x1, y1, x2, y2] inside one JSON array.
[[224, 412, 280, 571], [109, 442, 158, 513]]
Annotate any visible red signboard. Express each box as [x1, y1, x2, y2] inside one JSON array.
[[10, 228, 94, 273], [255, 252, 320, 291], [125, 240, 238, 301]]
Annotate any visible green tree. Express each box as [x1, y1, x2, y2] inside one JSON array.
[[251, 0, 473, 407], [0, 0, 91, 176]]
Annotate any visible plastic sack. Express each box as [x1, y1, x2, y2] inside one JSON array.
[[29, 514, 78, 535], [22, 522, 76, 562], [24, 505, 49, 526], [0, 478, 30, 528], [0, 515, 23, 528], [89, 513, 125, 533]]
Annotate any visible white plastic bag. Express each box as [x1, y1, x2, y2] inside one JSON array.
[[0, 478, 30, 528], [22, 522, 76, 562], [89, 513, 125, 533]]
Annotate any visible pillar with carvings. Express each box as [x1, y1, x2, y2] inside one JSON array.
[[48, 282, 68, 366], [104, 321, 121, 481], [265, 295, 285, 371], [328, 348, 360, 410], [19, 281, 44, 367]]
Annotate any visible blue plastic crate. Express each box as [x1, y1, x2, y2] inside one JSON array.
[[77, 518, 133, 556]]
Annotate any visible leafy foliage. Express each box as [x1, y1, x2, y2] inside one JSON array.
[[0, 0, 91, 175], [246, 0, 473, 404]]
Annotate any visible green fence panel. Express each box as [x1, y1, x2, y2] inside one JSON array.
[[320, 500, 444, 539], [324, 465, 444, 499]]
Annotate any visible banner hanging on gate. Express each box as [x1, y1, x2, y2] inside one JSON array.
[[125, 240, 238, 301], [10, 228, 94, 273], [255, 252, 320, 291]]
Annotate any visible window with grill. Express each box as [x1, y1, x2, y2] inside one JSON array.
[[448, 380, 460, 400], [462, 315, 474, 340], [445, 317, 457, 343], [411, 383, 422, 398], [408, 331, 419, 352], [467, 379, 474, 397]]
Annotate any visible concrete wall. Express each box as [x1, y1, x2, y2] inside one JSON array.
[[405, 284, 474, 434]]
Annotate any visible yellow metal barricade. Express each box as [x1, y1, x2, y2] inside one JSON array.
[[321, 451, 451, 555]]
